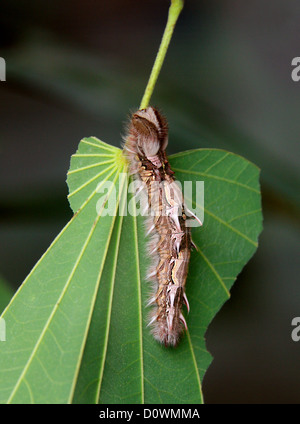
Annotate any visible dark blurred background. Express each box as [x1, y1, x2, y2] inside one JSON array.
[[0, 0, 299, 404]]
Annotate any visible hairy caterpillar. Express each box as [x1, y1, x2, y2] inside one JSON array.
[[124, 107, 200, 346]]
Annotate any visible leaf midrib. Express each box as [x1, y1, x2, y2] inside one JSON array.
[[95, 169, 128, 403], [133, 200, 145, 404]]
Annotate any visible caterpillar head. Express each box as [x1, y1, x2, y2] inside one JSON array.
[[131, 107, 169, 158]]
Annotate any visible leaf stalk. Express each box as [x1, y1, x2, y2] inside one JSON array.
[[139, 0, 184, 110]]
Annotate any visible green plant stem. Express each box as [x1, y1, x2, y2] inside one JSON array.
[[139, 0, 184, 110]]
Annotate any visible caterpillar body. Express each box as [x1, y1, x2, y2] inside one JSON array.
[[124, 107, 199, 346]]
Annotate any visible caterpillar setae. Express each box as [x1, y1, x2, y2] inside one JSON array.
[[124, 107, 201, 346]]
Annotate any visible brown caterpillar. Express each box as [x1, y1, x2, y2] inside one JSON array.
[[124, 107, 200, 346]]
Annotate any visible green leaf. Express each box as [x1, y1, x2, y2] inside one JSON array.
[[0, 138, 262, 404]]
